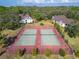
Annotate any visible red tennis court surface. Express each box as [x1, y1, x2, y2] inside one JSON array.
[[7, 26, 72, 54]]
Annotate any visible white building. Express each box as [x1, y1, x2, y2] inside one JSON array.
[[20, 14, 33, 24], [52, 15, 73, 27]]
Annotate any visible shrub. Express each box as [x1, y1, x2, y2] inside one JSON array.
[[40, 23, 44, 26], [32, 48, 39, 56], [64, 24, 79, 38], [44, 49, 52, 57], [0, 35, 6, 46], [74, 50, 79, 57], [55, 23, 64, 38], [59, 48, 65, 57], [65, 39, 68, 44]]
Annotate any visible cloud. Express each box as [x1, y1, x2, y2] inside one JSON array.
[[62, 0, 79, 3], [43, 0, 52, 3], [0, 0, 79, 6], [16, 0, 79, 3], [18, 0, 34, 3], [35, 0, 45, 3], [62, 0, 69, 2]]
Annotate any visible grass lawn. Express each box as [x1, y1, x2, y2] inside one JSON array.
[[59, 25, 79, 50], [0, 53, 77, 59], [37, 20, 54, 26], [1, 28, 21, 37], [65, 34, 79, 50]]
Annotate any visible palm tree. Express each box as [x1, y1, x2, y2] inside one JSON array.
[[65, 24, 78, 38]]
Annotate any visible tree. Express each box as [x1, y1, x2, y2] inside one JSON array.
[[40, 23, 44, 26], [55, 23, 64, 38], [0, 34, 6, 47], [74, 50, 79, 57], [18, 10, 23, 14], [59, 48, 65, 57], [44, 49, 52, 57], [32, 12, 45, 21], [32, 48, 39, 56], [65, 24, 79, 38]]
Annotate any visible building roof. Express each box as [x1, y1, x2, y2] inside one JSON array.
[[52, 15, 73, 24], [19, 14, 32, 20]]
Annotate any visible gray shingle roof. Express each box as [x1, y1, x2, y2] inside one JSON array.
[[52, 15, 73, 24]]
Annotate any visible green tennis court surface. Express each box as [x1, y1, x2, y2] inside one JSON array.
[[41, 29, 60, 46], [16, 29, 36, 46], [41, 35, 60, 46], [23, 29, 37, 35], [40, 29, 55, 35], [15, 29, 61, 46]]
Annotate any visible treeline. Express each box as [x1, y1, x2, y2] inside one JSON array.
[[0, 6, 24, 31], [0, 6, 79, 31], [0, 6, 79, 21]]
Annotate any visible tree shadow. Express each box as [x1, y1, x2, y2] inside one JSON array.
[[2, 36, 17, 48], [19, 48, 26, 56], [0, 50, 6, 56]]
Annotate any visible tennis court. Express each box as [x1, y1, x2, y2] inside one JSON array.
[[16, 29, 36, 46], [15, 29, 61, 46], [40, 29, 61, 46], [11, 27, 71, 54]]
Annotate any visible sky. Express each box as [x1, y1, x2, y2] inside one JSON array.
[[0, 0, 79, 6]]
